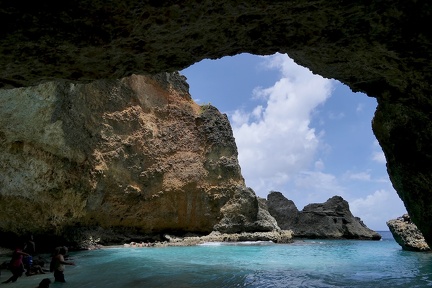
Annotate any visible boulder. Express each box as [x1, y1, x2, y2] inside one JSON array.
[[387, 214, 430, 252], [266, 192, 381, 240]]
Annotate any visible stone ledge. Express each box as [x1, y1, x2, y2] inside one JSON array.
[[159, 230, 293, 247]]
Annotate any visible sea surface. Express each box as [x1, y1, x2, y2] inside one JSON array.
[[1, 231, 432, 288]]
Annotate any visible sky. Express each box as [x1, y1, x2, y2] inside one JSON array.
[[181, 53, 406, 231]]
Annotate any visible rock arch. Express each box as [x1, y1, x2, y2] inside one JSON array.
[[1, 1, 432, 246]]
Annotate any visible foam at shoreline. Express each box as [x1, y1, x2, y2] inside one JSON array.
[[199, 241, 275, 246]]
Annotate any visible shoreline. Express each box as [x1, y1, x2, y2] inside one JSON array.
[[82, 230, 294, 250], [161, 230, 293, 246], [0, 247, 12, 255], [1, 229, 386, 253]]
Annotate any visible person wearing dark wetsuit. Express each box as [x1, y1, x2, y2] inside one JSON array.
[[23, 234, 36, 276]]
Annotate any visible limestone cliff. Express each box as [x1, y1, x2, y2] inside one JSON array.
[[265, 192, 381, 240], [0, 73, 277, 246], [2, 1, 432, 248]]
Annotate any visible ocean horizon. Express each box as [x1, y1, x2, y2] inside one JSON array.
[[1, 231, 432, 288]]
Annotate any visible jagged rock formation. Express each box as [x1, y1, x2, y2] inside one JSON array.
[[265, 192, 381, 240], [1, 1, 432, 247], [261, 192, 299, 231], [387, 214, 430, 252], [0, 72, 278, 247]]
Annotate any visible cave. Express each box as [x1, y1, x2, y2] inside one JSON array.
[[1, 1, 432, 247]]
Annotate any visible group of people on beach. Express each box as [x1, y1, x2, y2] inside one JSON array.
[[0, 235, 75, 287]]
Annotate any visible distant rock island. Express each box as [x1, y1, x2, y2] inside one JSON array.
[[263, 191, 381, 240], [387, 214, 430, 252]]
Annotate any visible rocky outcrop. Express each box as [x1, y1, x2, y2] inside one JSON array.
[[263, 192, 299, 231], [387, 214, 430, 252], [2, 1, 432, 248], [0, 73, 278, 247], [265, 192, 381, 240], [162, 230, 293, 246]]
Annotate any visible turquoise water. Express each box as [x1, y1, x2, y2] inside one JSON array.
[[2, 232, 432, 287]]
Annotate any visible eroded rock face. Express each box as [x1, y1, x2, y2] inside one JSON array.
[[387, 214, 430, 252], [1, 1, 432, 247], [0, 72, 277, 245], [265, 192, 381, 240], [264, 192, 299, 231]]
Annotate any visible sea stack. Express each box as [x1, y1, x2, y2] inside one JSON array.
[[265, 191, 381, 240]]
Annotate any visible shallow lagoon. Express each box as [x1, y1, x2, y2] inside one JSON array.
[[2, 232, 432, 287]]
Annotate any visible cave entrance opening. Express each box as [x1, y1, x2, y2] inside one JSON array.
[[181, 52, 406, 232]]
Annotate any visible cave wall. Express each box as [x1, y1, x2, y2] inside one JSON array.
[[1, 1, 432, 246], [0, 72, 278, 242]]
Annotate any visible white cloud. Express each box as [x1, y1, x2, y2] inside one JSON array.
[[230, 53, 333, 197], [375, 176, 391, 183], [372, 151, 386, 164], [342, 170, 390, 184], [370, 140, 387, 164], [351, 190, 387, 210], [344, 171, 372, 181], [251, 105, 263, 120], [252, 86, 267, 100], [356, 103, 364, 113], [349, 189, 406, 230], [314, 159, 325, 171], [295, 171, 343, 192], [294, 171, 346, 205]]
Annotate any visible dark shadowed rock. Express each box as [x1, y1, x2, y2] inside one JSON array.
[[266, 191, 299, 230], [266, 192, 381, 240], [387, 214, 430, 252], [257, 197, 281, 232]]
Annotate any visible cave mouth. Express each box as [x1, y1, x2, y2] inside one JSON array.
[[181, 52, 406, 231]]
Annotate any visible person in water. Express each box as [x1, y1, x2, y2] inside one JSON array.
[[50, 246, 75, 282], [2, 243, 30, 283]]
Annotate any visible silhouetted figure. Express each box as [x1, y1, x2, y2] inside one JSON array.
[[23, 234, 36, 276], [36, 278, 51, 288], [24, 234, 36, 255], [2, 243, 30, 283]]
